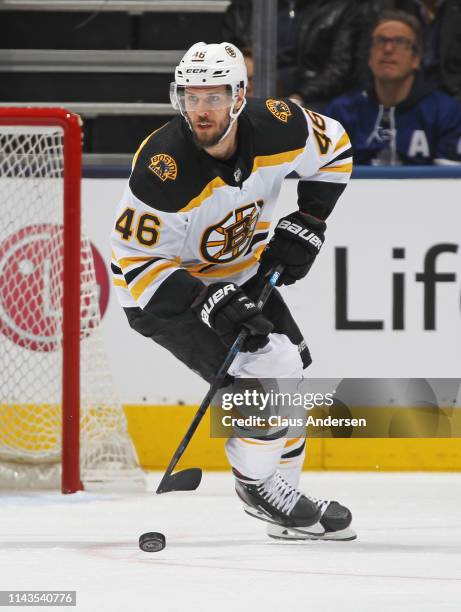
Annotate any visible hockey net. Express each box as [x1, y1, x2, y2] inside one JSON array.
[[0, 108, 143, 492]]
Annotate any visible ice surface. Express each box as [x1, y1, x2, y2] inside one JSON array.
[[1, 472, 460, 611]]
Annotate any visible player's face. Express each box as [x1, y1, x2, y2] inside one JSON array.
[[369, 21, 421, 82], [184, 86, 235, 148]]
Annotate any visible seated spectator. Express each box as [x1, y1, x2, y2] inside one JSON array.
[[221, 0, 358, 109], [355, 0, 461, 101], [325, 11, 461, 165]]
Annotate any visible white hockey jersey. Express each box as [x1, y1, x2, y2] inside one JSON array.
[[110, 98, 352, 317]]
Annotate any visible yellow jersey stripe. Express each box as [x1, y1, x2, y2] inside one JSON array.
[[254, 244, 265, 260], [118, 255, 158, 270], [178, 149, 303, 213], [189, 245, 265, 279], [180, 176, 227, 212], [131, 124, 168, 170], [183, 261, 214, 274], [112, 277, 128, 288], [239, 438, 268, 446], [130, 260, 178, 300], [284, 437, 302, 448], [256, 221, 270, 230], [319, 162, 353, 174], [252, 147, 304, 172], [334, 131, 351, 153], [189, 257, 256, 279]]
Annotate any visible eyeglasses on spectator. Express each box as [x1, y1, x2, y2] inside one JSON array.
[[371, 35, 418, 52]]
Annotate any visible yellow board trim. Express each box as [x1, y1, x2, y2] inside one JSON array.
[[2, 403, 459, 471], [123, 405, 461, 471]]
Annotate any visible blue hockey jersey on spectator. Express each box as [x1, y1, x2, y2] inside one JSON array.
[[325, 75, 461, 165]]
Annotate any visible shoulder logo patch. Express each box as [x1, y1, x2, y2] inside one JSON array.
[[149, 154, 178, 182], [266, 99, 292, 123]]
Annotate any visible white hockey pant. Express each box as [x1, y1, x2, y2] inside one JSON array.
[[225, 333, 306, 487]]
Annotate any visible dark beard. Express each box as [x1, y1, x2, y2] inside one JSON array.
[[191, 117, 231, 149]]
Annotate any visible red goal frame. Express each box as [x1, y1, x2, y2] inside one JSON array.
[[0, 108, 83, 493]]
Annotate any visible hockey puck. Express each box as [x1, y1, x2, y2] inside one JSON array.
[[139, 532, 166, 553]]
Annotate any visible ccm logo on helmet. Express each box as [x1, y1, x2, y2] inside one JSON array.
[[185, 68, 208, 74], [200, 284, 236, 326], [277, 219, 323, 251]]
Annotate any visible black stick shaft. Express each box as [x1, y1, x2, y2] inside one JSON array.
[[156, 266, 283, 492]]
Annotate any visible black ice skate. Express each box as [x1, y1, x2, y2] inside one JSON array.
[[266, 495, 356, 541], [235, 471, 324, 535]]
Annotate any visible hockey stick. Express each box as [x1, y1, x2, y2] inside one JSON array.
[[156, 265, 284, 494]]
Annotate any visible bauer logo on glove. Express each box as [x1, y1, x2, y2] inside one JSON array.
[[198, 283, 237, 326], [277, 219, 323, 251], [259, 211, 326, 286], [191, 282, 273, 352]]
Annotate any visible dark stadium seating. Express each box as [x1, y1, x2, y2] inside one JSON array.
[[0, 11, 132, 50], [0, 2, 228, 157]]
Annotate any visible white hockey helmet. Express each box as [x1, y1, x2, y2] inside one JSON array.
[[170, 42, 248, 141]]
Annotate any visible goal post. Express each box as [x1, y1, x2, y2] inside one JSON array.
[[0, 107, 143, 493]]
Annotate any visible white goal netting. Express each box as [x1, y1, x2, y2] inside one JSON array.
[[0, 122, 143, 489]]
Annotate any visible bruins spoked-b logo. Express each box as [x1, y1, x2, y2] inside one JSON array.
[[149, 154, 178, 182], [225, 45, 237, 58], [201, 202, 262, 263], [266, 99, 292, 123]]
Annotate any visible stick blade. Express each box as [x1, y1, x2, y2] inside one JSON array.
[[156, 468, 202, 494]]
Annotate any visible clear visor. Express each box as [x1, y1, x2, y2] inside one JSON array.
[[170, 83, 234, 113]]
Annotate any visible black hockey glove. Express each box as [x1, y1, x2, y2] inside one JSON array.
[[259, 211, 326, 286], [191, 282, 273, 352]]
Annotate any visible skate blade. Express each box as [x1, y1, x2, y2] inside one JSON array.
[[267, 523, 357, 542], [243, 505, 325, 536]]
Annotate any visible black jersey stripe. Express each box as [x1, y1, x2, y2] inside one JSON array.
[[245, 231, 269, 255], [197, 263, 217, 273], [281, 439, 306, 459], [239, 428, 289, 441], [321, 146, 353, 168], [111, 262, 122, 275], [124, 257, 163, 285]]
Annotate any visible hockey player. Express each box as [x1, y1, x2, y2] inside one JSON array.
[[110, 42, 355, 541]]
